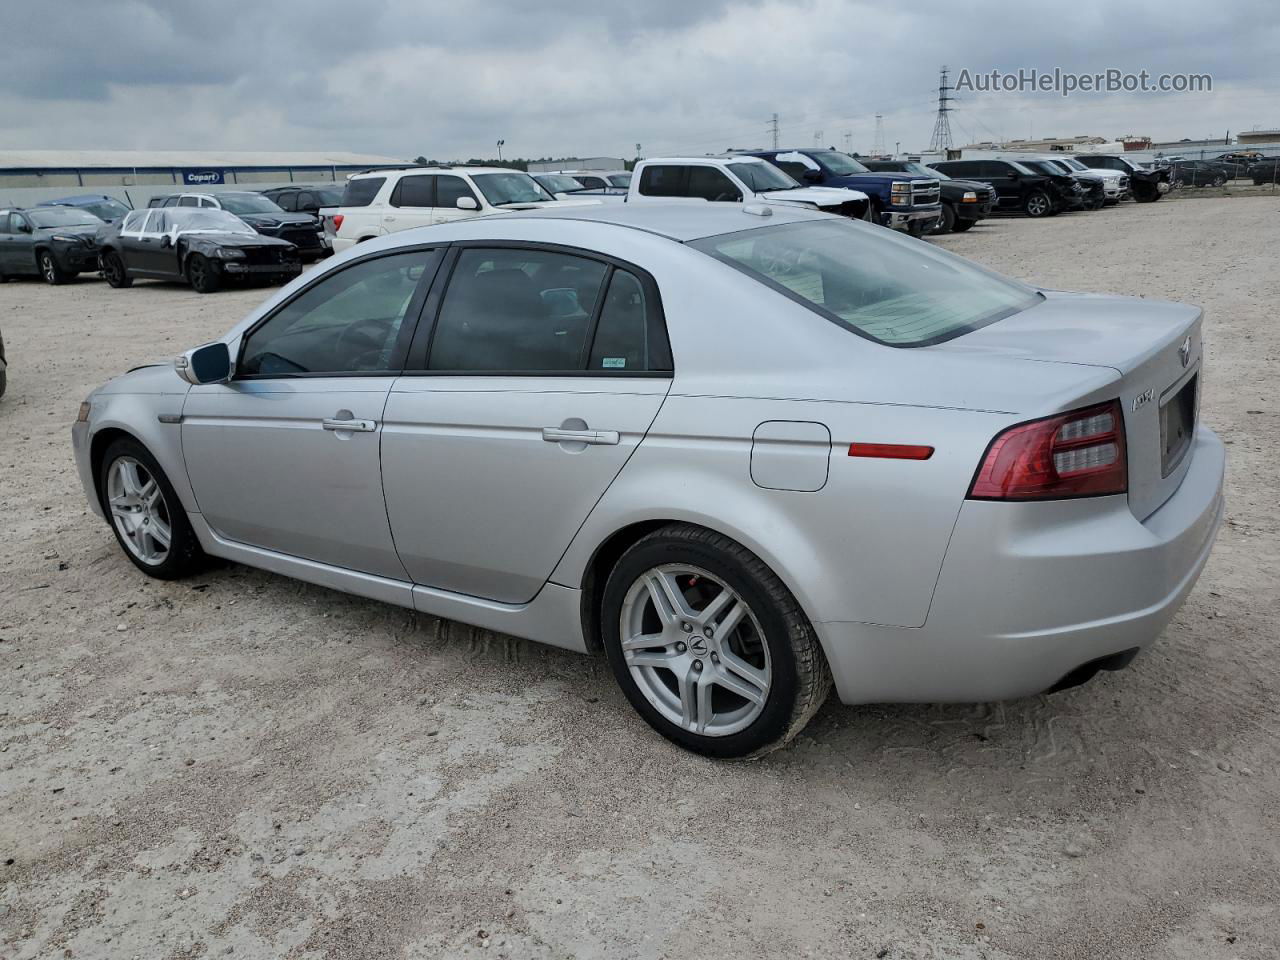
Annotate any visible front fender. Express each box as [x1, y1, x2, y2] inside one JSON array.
[[81, 389, 194, 516]]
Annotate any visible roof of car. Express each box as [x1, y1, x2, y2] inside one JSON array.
[[642, 156, 769, 165], [502, 200, 831, 242], [351, 165, 520, 178]]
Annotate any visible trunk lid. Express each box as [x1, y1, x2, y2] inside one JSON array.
[[932, 291, 1203, 519]]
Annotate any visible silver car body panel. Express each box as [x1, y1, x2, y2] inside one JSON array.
[[72, 203, 1225, 704]]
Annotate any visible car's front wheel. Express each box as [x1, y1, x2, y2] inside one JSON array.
[[39, 251, 69, 285], [601, 524, 831, 758], [99, 437, 207, 579], [933, 203, 956, 234], [186, 254, 221, 294]]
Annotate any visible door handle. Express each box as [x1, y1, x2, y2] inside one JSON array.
[[384, 215, 396, 222], [322, 417, 376, 432], [542, 427, 619, 445]]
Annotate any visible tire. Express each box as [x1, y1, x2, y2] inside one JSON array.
[[1212, 175, 1226, 187], [1133, 182, 1160, 203], [1023, 190, 1052, 218], [39, 250, 69, 285], [933, 203, 956, 234], [0, 368, 6, 399], [600, 523, 832, 758], [101, 251, 133, 288], [98, 437, 206, 580], [186, 253, 221, 294], [950, 217, 976, 232]]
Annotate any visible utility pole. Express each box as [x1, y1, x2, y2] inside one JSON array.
[[496, 139, 505, 162], [928, 66, 955, 152], [843, 131, 853, 153], [872, 114, 886, 157], [769, 113, 779, 149], [813, 129, 824, 148]]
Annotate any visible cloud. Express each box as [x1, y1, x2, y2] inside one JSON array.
[[2, 0, 1275, 158]]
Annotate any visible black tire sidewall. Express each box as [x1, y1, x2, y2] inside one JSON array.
[[936, 203, 956, 233], [187, 254, 219, 293], [600, 534, 801, 758], [1025, 191, 1050, 217], [40, 252, 63, 284], [103, 251, 131, 287], [98, 437, 203, 580]]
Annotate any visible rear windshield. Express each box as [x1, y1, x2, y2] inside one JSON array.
[[690, 219, 1041, 347], [342, 177, 386, 207]]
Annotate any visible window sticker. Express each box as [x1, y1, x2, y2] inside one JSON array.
[[602, 357, 626, 369]]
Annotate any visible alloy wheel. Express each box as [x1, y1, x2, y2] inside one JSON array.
[[41, 254, 56, 282], [107, 457, 172, 566], [1027, 194, 1049, 216], [620, 564, 772, 737]]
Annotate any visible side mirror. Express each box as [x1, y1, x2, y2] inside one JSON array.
[[175, 341, 232, 385], [802, 169, 823, 183], [456, 196, 479, 210], [160, 233, 173, 248]]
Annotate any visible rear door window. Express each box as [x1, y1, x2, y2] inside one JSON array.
[[427, 248, 609, 372], [588, 269, 672, 372], [392, 175, 435, 208], [638, 165, 689, 197], [341, 177, 386, 207]]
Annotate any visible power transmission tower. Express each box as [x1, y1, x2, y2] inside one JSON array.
[[769, 113, 779, 149], [872, 114, 886, 156], [813, 129, 824, 148], [842, 131, 853, 153], [929, 66, 955, 152]]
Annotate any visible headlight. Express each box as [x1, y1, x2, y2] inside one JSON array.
[[961, 191, 978, 202], [77, 400, 92, 423], [890, 181, 912, 203], [215, 248, 246, 260], [52, 234, 81, 243]]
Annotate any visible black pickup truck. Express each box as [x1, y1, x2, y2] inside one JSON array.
[[861, 160, 995, 233]]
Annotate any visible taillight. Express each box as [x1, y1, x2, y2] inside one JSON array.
[[331, 214, 344, 232], [968, 399, 1127, 501]]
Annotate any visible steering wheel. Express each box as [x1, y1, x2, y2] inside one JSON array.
[[335, 316, 395, 370]]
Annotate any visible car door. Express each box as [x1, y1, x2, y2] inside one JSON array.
[[381, 244, 673, 603], [134, 209, 180, 276], [180, 247, 443, 577], [0, 213, 30, 273], [432, 175, 480, 225], [385, 174, 436, 234]]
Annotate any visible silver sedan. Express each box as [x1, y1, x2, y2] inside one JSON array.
[[72, 203, 1225, 757]]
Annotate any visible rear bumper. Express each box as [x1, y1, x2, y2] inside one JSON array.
[[331, 237, 358, 254], [817, 426, 1226, 704]]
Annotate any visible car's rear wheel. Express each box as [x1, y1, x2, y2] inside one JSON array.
[[99, 438, 206, 579], [601, 524, 831, 758], [186, 254, 221, 294], [1024, 190, 1052, 217], [101, 251, 133, 288], [39, 251, 69, 285]]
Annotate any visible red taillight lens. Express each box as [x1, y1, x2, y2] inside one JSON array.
[[968, 400, 1127, 500], [331, 214, 344, 231]]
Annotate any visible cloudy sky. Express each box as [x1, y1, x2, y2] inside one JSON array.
[[3, 0, 1276, 160]]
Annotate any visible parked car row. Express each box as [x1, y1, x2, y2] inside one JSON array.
[[0, 184, 343, 292]]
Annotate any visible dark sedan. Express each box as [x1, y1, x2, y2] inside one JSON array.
[[98, 207, 301, 294], [0, 206, 104, 284], [149, 191, 328, 260], [1163, 161, 1230, 187]]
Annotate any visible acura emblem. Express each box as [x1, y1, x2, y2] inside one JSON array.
[[1179, 336, 1192, 369], [688, 636, 709, 656]]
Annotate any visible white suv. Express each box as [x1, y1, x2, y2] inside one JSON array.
[[325, 165, 597, 253]]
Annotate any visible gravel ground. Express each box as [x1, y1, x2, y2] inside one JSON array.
[[2, 196, 1277, 960]]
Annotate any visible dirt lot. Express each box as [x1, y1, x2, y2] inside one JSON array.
[[2, 196, 1277, 960]]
